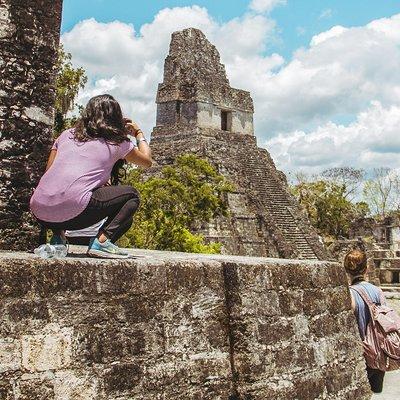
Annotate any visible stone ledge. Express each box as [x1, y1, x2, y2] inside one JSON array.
[[0, 245, 330, 264], [0, 247, 371, 399]]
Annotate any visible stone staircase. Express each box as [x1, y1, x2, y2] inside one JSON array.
[[242, 150, 318, 260]]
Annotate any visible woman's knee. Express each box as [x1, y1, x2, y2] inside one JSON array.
[[124, 193, 140, 213], [121, 185, 140, 202]]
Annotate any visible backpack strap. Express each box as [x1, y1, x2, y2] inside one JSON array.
[[350, 285, 376, 311], [378, 288, 387, 306]]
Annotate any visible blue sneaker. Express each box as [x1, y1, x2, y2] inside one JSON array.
[[87, 238, 130, 259]]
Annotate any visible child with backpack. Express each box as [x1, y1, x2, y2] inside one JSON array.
[[344, 249, 400, 393], [30, 94, 152, 259]]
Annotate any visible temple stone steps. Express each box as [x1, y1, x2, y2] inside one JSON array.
[[243, 152, 318, 259]]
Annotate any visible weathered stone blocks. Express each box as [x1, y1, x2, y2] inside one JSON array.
[[0, 338, 21, 373], [21, 325, 72, 373], [0, 0, 62, 250], [0, 248, 371, 399]]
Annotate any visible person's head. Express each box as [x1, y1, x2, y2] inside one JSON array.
[[74, 94, 128, 144], [343, 249, 368, 282]]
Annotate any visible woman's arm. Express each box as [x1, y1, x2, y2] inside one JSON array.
[[45, 149, 57, 171], [350, 292, 356, 311], [124, 122, 153, 168]]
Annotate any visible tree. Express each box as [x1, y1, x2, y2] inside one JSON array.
[[54, 45, 87, 134], [292, 179, 369, 239], [119, 154, 234, 253], [321, 167, 365, 201], [363, 167, 400, 218]]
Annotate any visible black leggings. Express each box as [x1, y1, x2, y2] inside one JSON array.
[[367, 367, 385, 393], [38, 185, 140, 243]]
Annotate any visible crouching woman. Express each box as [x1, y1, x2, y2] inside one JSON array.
[[30, 94, 152, 258]]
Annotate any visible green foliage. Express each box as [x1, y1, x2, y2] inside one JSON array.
[[292, 180, 369, 239], [54, 45, 87, 135], [119, 154, 234, 253]]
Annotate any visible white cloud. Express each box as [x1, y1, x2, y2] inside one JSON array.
[[252, 14, 400, 173], [310, 25, 347, 46], [367, 14, 400, 41], [319, 8, 333, 20], [227, 13, 400, 140], [266, 102, 400, 173], [249, 0, 287, 14], [62, 7, 400, 174]]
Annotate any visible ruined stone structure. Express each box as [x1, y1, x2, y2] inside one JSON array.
[[0, 247, 371, 399], [150, 29, 329, 260], [0, 0, 62, 250], [350, 217, 400, 292]]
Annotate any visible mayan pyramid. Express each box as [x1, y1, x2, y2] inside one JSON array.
[[149, 28, 329, 260]]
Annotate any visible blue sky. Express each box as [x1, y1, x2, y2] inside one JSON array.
[[61, 1, 400, 173], [62, 0, 400, 59]]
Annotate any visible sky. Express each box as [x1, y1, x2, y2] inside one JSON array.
[[61, 0, 400, 175]]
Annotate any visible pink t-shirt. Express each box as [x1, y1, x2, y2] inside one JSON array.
[[30, 128, 135, 222]]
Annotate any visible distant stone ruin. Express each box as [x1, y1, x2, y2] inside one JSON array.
[[348, 216, 400, 290], [150, 29, 329, 260], [0, 0, 62, 250]]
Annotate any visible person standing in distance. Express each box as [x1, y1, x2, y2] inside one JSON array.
[[344, 249, 387, 393]]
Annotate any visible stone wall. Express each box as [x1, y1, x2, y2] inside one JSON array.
[[0, 248, 371, 399], [0, 0, 62, 250]]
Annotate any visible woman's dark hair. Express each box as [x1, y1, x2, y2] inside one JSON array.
[[75, 94, 129, 185], [74, 94, 128, 144]]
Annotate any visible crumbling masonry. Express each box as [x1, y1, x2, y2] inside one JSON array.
[[150, 29, 329, 260], [0, 0, 62, 250]]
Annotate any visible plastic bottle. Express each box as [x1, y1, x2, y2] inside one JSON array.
[[34, 244, 68, 259], [34, 244, 54, 259], [53, 244, 68, 258]]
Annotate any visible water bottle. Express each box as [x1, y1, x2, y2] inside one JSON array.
[[53, 244, 68, 258], [34, 244, 67, 259], [34, 244, 55, 259]]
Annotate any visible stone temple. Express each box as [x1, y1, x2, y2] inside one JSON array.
[[150, 28, 329, 260]]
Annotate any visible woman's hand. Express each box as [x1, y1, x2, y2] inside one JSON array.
[[124, 118, 142, 137], [123, 119, 152, 168]]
